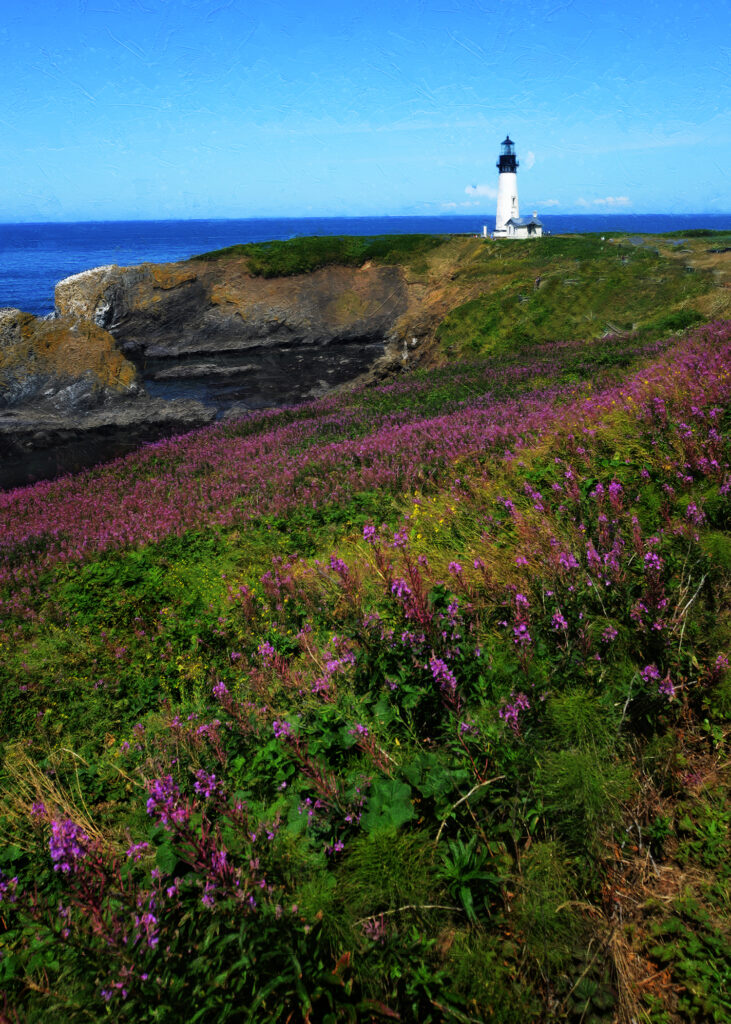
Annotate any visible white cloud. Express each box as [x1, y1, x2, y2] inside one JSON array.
[[464, 183, 498, 199], [523, 151, 536, 170], [538, 199, 560, 207], [578, 195, 631, 207], [440, 200, 482, 209]]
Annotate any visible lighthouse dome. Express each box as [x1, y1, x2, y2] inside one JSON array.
[[497, 135, 519, 173]]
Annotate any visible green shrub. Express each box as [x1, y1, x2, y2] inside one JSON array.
[[514, 841, 584, 973], [335, 828, 439, 922], [536, 749, 633, 854], [545, 689, 618, 750]]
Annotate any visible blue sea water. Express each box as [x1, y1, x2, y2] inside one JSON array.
[[1, 213, 729, 317]]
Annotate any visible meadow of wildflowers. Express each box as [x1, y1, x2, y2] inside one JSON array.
[[0, 319, 730, 1022]]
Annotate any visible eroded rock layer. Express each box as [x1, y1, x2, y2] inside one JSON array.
[[3, 253, 431, 488], [0, 307, 214, 490], [54, 260, 411, 410]]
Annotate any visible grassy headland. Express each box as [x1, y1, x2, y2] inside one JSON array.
[[1, 234, 730, 1022], [190, 233, 447, 277]]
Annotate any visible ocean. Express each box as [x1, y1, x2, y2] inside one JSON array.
[[1, 213, 729, 317]]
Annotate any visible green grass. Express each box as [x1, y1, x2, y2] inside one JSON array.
[[438, 234, 714, 356], [191, 233, 448, 276], [1, 254, 729, 1022]]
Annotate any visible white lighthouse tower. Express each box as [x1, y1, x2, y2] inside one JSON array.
[[494, 135, 519, 236], [492, 135, 543, 239]]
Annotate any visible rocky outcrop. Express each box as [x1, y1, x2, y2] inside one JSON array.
[[2, 249, 449, 489], [53, 260, 414, 410], [0, 398, 216, 491], [0, 308, 215, 490], [55, 260, 409, 358], [0, 306, 139, 411]]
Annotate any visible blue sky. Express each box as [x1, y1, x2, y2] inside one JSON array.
[[1, 0, 729, 221]]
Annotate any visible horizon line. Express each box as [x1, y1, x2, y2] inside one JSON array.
[[2, 211, 730, 227]]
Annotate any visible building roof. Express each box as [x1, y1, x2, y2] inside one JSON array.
[[506, 215, 543, 226]]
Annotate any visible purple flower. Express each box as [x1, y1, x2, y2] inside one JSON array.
[[49, 819, 88, 873], [258, 640, 276, 662], [685, 502, 705, 525], [658, 675, 676, 700], [643, 552, 664, 573], [146, 776, 190, 828], [391, 578, 412, 601], [513, 623, 532, 647], [459, 719, 478, 735], [194, 769, 219, 799], [134, 910, 159, 948], [363, 524, 377, 544], [212, 680, 229, 699], [362, 913, 388, 944], [0, 871, 19, 904], [210, 848, 228, 875], [558, 551, 580, 571], [125, 841, 149, 862], [329, 555, 349, 575], [552, 610, 569, 631], [272, 720, 293, 740], [608, 479, 623, 506], [430, 655, 457, 692], [500, 692, 531, 733], [448, 561, 463, 575]]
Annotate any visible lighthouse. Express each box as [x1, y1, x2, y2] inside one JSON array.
[[493, 135, 543, 239], [494, 135, 519, 236]]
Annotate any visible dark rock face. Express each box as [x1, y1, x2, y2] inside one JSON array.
[[0, 399, 216, 491], [2, 258, 413, 489], [54, 260, 410, 411], [0, 307, 215, 490], [0, 306, 140, 412]]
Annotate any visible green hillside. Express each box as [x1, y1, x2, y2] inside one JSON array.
[[1, 235, 730, 1023]]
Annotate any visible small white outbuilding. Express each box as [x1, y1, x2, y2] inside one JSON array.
[[504, 214, 543, 239]]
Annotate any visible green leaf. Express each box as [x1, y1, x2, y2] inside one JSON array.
[[361, 778, 416, 832], [155, 842, 178, 874]]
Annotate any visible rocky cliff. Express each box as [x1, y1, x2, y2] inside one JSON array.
[[0, 307, 215, 490], [1, 254, 438, 489], [53, 259, 421, 411], [0, 306, 138, 409]]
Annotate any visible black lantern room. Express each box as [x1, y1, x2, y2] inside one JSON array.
[[496, 135, 519, 173]]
